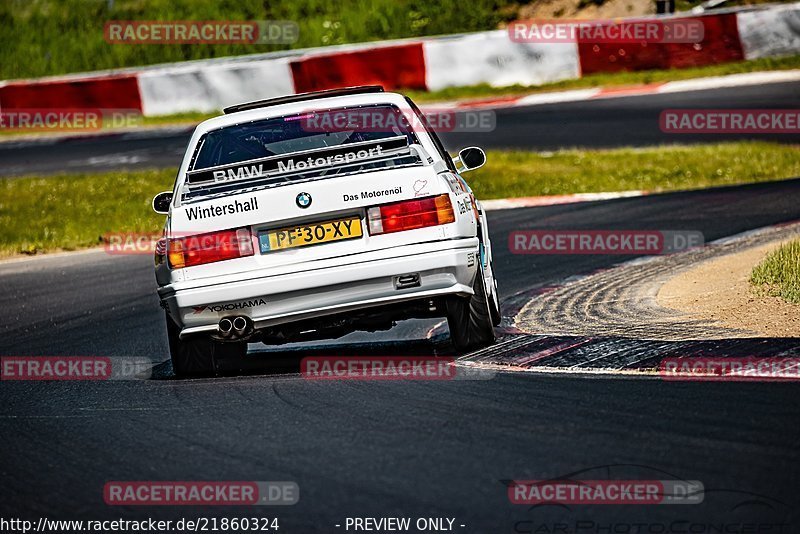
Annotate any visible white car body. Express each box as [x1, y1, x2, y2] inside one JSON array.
[[154, 87, 498, 361]]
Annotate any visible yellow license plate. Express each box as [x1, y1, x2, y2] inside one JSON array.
[[258, 217, 362, 253]]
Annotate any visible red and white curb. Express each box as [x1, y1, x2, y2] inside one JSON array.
[[426, 189, 652, 340], [430, 69, 800, 113], [480, 190, 649, 211]]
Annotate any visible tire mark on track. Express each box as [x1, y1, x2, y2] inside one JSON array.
[[518, 222, 800, 341], [461, 222, 800, 375]]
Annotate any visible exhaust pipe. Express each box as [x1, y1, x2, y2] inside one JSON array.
[[218, 317, 233, 338], [232, 316, 250, 337], [217, 316, 252, 340]]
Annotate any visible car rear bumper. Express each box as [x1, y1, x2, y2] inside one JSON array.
[[158, 238, 479, 337]]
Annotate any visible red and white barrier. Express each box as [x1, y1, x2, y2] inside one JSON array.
[[577, 13, 744, 75], [737, 3, 800, 60], [0, 74, 141, 110], [290, 43, 427, 93], [137, 58, 295, 116], [1, 3, 798, 117], [423, 30, 579, 91]]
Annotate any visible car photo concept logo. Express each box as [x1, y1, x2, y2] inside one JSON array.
[[295, 192, 312, 208]]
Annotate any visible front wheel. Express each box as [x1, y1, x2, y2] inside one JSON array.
[[165, 313, 247, 377], [446, 263, 496, 352]]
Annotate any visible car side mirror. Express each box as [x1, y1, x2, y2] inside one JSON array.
[[455, 146, 486, 173], [152, 191, 173, 214]]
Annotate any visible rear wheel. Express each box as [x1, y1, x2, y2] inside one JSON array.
[[446, 263, 496, 352], [487, 260, 502, 326], [478, 236, 501, 326], [165, 313, 247, 377]]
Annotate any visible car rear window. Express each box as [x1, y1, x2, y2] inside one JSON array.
[[181, 104, 425, 202], [191, 104, 419, 170]]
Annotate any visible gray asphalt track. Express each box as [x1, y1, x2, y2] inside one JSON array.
[[1, 82, 799, 531], [1, 179, 800, 530], [0, 80, 798, 177]]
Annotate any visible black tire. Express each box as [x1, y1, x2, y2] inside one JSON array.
[[488, 262, 502, 327], [446, 264, 496, 352], [165, 313, 247, 377]]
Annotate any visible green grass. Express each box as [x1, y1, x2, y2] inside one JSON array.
[[0, 0, 516, 80], [3, 0, 797, 80], [0, 169, 175, 257], [751, 239, 800, 304], [1, 141, 799, 258], [467, 142, 800, 199]]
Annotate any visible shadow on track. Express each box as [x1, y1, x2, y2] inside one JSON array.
[[150, 329, 457, 380]]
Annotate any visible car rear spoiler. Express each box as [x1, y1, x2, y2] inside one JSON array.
[[223, 86, 385, 114]]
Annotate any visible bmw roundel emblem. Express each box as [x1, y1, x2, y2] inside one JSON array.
[[296, 192, 312, 209]]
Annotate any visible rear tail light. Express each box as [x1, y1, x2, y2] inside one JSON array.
[[168, 227, 253, 269], [367, 194, 455, 235]]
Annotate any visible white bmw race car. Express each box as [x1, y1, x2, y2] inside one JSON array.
[[152, 86, 500, 376]]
